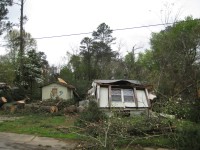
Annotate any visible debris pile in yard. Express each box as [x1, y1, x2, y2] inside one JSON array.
[[39, 98, 75, 110], [24, 103, 59, 113], [0, 80, 82, 114]]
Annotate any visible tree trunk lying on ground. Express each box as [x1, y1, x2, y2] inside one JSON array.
[[63, 105, 77, 114], [2, 103, 16, 113], [25, 104, 58, 113], [1, 100, 26, 113], [63, 105, 86, 114], [0, 97, 7, 103], [0, 97, 7, 107]]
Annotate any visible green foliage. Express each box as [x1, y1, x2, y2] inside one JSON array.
[[60, 23, 119, 98], [62, 23, 118, 80], [0, 55, 15, 84], [0, 0, 12, 35], [55, 98, 76, 110], [0, 114, 78, 139], [3, 29, 49, 99], [173, 121, 200, 150], [92, 23, 116, 44], [150, 18, 200, 96], [2, 109, 200, 149], [22, 49, 48, 91], [4, 30, 37, 61], [80, 37, 94, 81], [125, 49, 157, 81], [75, 111, 177, 149], [60, 65, 90, 98], [163, 98, 191, 119], [153, 91, 200, 122], [188, 100, 200, 122], [75, 100, 106, 127], [140, 17, 200, 123], [73, 80, 90, 99], [59, 66, 73, 82]]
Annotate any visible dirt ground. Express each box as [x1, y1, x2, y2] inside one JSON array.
[[0, 116, 80, 149], [0, 132, 79, 150]]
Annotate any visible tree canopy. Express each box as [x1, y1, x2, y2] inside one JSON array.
[[2, 29, 49, 98], [0, 0, 12, 35]]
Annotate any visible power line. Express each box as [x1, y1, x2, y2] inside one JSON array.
[[113, 22, 173, 31], [34, 22, 174, 40], [34, 31, 93, 40]]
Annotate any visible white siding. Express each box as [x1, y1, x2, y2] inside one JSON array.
[[124, 102, 136, 107], [98, 87, 150, 108], [99, 87, 109, 107], [42, 83, 73, 100], [136, 90, 148, 107], [111, 101, 125, 107]]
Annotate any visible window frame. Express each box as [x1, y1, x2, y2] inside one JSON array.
[[111, 88, 122, 102], [122, 89, 134, 103], [111, 87, 134, 103]]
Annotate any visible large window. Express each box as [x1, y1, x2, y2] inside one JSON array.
[[111, 88, 134, 102], [111, 89, 121, 101], [123, 89, 134, 102]]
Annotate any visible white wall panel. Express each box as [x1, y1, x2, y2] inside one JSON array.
[[99, 87, 109, 107], [136, 90, 148, 107]]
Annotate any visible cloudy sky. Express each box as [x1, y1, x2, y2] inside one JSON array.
[[1, 0, 200, 65]]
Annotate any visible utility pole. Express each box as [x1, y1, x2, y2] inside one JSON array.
[[19, 0, 24, 85]]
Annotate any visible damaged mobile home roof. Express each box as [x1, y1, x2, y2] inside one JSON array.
[[88, 79, 152, 96], [93, 79, 142, 85]]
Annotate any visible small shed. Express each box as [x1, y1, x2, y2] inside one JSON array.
[[42, 81, 75, 101], [88, 79, 156, 116]]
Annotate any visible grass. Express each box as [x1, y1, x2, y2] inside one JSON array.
[[1, 111, 199, 149], [0, 113, 80, 140]]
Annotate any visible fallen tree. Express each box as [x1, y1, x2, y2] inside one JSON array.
[[25, 104, 58, 113], [0, 97, 7, 107], [2, 103, 16, 113]]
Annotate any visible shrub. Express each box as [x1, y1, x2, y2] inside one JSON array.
[[173, 121, 200, 150], [56, 98, 76, 110], [153, 97, 200, 123], [75, 100, 106, 127]]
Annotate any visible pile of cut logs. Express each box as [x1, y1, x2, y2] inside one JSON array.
[[25, 103, 59, 113], [0, 96, 27, 113], [1, 97, 85, 114]]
